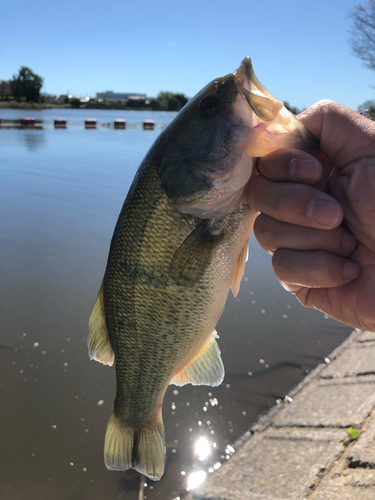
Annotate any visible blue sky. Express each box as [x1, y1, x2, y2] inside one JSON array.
[[1, 0, 373, 110]]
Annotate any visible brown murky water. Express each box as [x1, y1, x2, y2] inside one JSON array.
[[0, 110, 352, 499]]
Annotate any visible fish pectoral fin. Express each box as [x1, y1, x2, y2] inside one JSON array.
[[169, 220, 224, 284], [88, 285, 115, 366], [231, 239, 249, 298], [104, 405, 165, 481], [170, 330, 224, 387]]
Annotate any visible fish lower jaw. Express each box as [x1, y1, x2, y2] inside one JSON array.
[[172, 151, 253, 219], [171, 186, 248, 219]]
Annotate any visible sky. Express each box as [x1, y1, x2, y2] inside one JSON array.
[[0, 0, 374, 111]]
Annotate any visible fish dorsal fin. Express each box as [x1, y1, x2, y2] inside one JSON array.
[[170, 330, 224, 387], [231, 239, 249, 298], [169, 220, 224, 284], [88, 285, 115, 366]]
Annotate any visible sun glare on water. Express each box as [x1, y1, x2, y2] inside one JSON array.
[[194, 437, 211, 461], [187, 471, 207, 490]]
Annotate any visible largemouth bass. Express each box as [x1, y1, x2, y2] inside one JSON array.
[[88, 57, 317, 480]]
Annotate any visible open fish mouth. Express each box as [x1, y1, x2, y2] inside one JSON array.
[[235, 57, 285, 123], [233, 57, 319, 157]]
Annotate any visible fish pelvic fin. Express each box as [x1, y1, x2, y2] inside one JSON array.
[[171, 330, 224, 387], [88, 285, 115, 366], [231, 239, 249, 298], [104, 406, 166, 481]]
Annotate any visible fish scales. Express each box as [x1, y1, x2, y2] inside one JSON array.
[[104, 159, 247, 420], [88, 56, 318, 480]]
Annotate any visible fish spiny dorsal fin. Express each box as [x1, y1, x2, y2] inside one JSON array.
[[170, 330, 224, 387], [88, 285, 115, 366], [231, 239, 249, 298], [104, 406, 165, 481], [169, 220, 224, 284]]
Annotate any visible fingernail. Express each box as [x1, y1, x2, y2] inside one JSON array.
[[342, 231, 357, 253], [307, 199, 341, 228], [290, 158, 320, 183], [343, 261, 360, 280]]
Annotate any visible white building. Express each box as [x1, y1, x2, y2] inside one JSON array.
[[96, 91, 146, 102]]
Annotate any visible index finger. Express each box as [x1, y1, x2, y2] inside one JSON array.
[[257, 148, 335, 192], [298, 100, 375, 167], [257, 148, 322, 184]]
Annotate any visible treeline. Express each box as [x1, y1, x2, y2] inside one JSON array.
[[149, 92, 189, 111], [357, 99, 375, 120]]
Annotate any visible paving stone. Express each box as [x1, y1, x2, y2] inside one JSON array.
[[357, 330, 375, 343], [348, 415, 375, 467], [272, 376, 375, 428], [320, 343, 375, 378], [187, 428, 346, 500], [311, 470, 375, 499]]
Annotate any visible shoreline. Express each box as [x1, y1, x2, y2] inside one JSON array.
[[0, 102, 173, 112]]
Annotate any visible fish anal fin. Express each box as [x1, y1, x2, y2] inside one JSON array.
[[88, 285, 115, 366], [171, 330, 224, 387], [231, 239, 249, 298], [169, 220, 224, 284], [104, 406, 165, 481]]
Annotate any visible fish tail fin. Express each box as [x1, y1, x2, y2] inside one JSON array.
[[104, 405, 165, 481]]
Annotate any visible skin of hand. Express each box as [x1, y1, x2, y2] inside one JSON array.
[[247, 100, 375, 332]]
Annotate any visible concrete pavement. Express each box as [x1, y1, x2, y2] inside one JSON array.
[[186, 329, 375, 500]]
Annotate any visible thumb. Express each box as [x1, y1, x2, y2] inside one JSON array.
[[297, 100, 375, 168]]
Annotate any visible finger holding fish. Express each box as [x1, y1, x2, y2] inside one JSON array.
[[256, 147, 336, 189], [255, 214, 358, 257], [248, 175, 343, 230]]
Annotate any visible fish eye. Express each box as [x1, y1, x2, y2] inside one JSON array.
[[199, 95, 222, 115]]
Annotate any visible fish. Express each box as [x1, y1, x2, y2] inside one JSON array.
[[88, 57, 317, 481]]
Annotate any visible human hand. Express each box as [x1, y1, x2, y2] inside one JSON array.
[[247, 100, 375, 332]]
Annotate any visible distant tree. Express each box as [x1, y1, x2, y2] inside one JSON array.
[[149, 98, 160, 110], [167, 96, 180, 111], [10, 66, 43, 102], [357, 98, 375, 118], [157, 91, 173, 110], [156, 91, 189, 111], [283, 101, 300, 115], [174, 93, 189, 109], [0, 80, 11, 100], [70, 97, 81, 108], [348, 1, 375, 71]]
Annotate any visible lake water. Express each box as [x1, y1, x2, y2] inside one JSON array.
[[0, 109, 352, 500]]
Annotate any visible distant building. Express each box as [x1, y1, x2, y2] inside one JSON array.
[[43, 94, 57, 104], [96, 91, 146, 102], [0, 80, 11, 99], [55, 94, 75, 105]]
